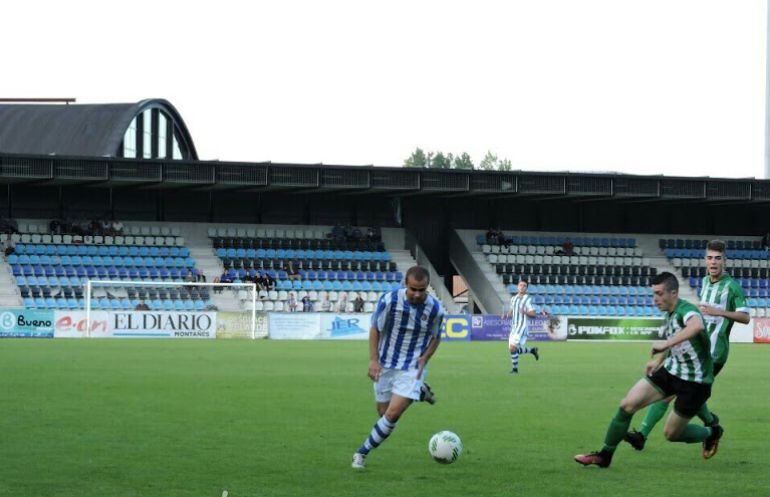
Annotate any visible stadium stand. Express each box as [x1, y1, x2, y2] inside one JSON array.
[[3, 221, 211, 311], [1, 221, 442, 314], [475, 232, 659, 316], [5, 219, 768, 317], [207, 225, 403, 313]]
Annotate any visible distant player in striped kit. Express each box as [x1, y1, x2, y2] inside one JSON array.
[[624, 239, 748, 455], [351, 266, 446, 469], [503, 280, 541, 374], [575, 272, 722, 468]]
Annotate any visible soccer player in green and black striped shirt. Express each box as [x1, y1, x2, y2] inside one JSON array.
[[574, 272, 722, 468], [624, 240, 749, 457]]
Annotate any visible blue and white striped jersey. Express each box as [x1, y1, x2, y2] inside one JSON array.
[[371, 288, 446, 371], [509, 293, 535, 334]]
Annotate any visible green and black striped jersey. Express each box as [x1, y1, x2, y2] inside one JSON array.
[[662, 299, 713, 384], [700, 273, 749, 365]]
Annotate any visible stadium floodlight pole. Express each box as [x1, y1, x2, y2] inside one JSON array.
[[766, 1, 770, 178], [85, 280, 92, 338]]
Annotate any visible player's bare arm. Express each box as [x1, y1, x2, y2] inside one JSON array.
[[699, 305, 751, 324], [645, 352, 666, 376], [367, 326, 382, 381], [651, 315, 705, 355], [416, 336, 441, 379]]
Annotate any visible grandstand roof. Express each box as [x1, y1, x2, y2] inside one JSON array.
[[0, 99, 197, 160]]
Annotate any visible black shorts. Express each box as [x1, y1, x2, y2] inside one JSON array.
[[646, 367, 712, 418]]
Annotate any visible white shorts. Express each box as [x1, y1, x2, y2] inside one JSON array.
[[509, 329, 529, 348], [373, 367, 426, 402]]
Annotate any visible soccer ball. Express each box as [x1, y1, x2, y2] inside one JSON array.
[[428, 431, 463, 464]]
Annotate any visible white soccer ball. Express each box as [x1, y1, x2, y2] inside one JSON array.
[[428, 430, 463, 464]]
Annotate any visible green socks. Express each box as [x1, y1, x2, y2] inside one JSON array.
[[639, 400, 669, 437], [602, 408, 633, 453], [695, 403, 715, 425], [672, 424, 711, 443]]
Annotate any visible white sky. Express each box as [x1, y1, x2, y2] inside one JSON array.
[[3, 1, 767, 178]]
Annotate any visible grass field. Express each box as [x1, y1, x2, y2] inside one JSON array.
[[1, 339, 768, 497]]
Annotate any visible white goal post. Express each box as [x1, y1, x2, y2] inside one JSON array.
[[84, 280, 259, 339]]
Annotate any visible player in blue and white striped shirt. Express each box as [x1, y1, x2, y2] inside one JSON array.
[[352, 266, 446, 469], [504, 280, 542, 374]]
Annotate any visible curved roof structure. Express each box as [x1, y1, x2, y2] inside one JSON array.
[[0, 98, 197, 160]]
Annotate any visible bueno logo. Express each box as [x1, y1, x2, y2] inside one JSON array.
[[0, 311, 15, 331], [17, 315, 52, 328]]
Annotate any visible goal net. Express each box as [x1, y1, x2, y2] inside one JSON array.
[[83, 280, 262, 339]]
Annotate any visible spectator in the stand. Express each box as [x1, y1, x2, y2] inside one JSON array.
[[302, 295, 314, 312], [73, 219, 88, 236], [332, 223, 345, 241], [353, 294, 365, 313], [184, 270, 196, 283], [101, 220, 111, 235], [215, 271, 233, 293], [254, 271, 266, 291], [49, 219, 61, 234], [344, 224, 355, 241], [112, 220, 124, 235], [321, 294, 332, 312], [193, 268, 207, 282], [135, 300, 150, 311], [763, 232, 770, 251], [4, 236, 16, 257], [486, 227, 500, 245], [557, 238, 575, 256], [286, 261, 301, 281], [366, 227, 378, 242], [337, 292, 349, 313], [263, 272, 276, 291], [287, 292, 298, 312], [496, 229, 509, 247]]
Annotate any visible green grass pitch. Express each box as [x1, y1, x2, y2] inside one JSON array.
[[1, 339, 768, 497]]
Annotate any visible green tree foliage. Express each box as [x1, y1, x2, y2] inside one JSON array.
[[453, 152, 474, 170], [498, 158, 512, 171], [479, 150, 498, 171], [404, 148, 427, 168], [404, 149, 473, 169], [433, 152, 452, 169]]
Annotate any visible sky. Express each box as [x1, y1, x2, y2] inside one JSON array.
[[3, 0, 767, 178]]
